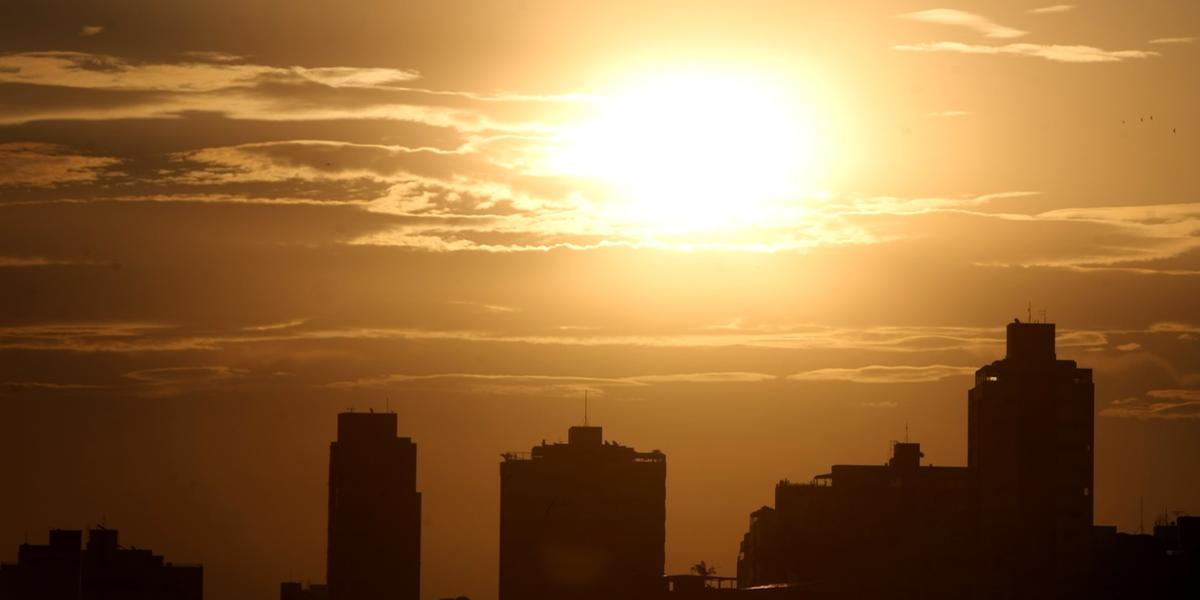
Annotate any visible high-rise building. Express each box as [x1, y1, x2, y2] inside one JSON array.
[[326, 412, 420, 600], [0, 528, 202, 600], [968, 320, 1094, 598], [499, 425, 666, 600]]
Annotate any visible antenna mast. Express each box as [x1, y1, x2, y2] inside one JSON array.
[[583, 390, 589, 426]]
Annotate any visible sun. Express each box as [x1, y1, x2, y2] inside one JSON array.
[[549, 67, 830, 236]]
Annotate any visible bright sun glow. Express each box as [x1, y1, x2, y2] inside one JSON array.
[[550, 68, 831, 235]]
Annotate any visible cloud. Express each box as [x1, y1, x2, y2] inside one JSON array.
[[170, 140, 490, 185], [0, 51, 419, 93], [2, 381, 104, 392], [1148, 37, 1197, 45], [353, 188, 1200, 269], [327, 371, 777, 390], [627, 372, 778, 384], [242, 318, 308, 332], [1101, 389, 1200, 419], [79, 25, 104, 37], [0, 52, 581, 131], [862, 400, 899, 409], [448, 300, 519, 314], [122, 366, 250, 397], [893, 41, 1159, 63], [1028, 5, 1074, 14], [786, 365, 976, 384], [123, 365, 248, 384], [928, 110, 971, 117], [0, 321, 1020, 355], [0, 142, 121, 187], [0, 256, 113, 268], [1115, 342, 1142, 351], [899, 9, 1027, 39], [181, 51, 247, 63]]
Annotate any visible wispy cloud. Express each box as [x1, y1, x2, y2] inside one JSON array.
[[0, 321, 1018, 354], [0, 256, 113, 268], [1148, 37, 1197, 45], [0, 142, 121, 187], [327, 371, 777, 390], [2, 381, 104, 392], [169, 140, 486, 186], [181, 51, 247, 63], [1028, 5, 1074, 14], [448, 300, 519, 314], [123, 365, 247, 384], [1101, 389, 1200, 419], [0, 51, 419, 92], [242, 318, 308, 332], [122, 366, 250, 398], [786, 365, 976, 384], [79, 25, 104, 37], [0, 51, 581, 131], [899, 9, 1028, 39], [628, 372, 778, 384], [894, 41, 1159, 63]]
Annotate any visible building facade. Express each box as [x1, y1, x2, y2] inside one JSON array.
[[968, 321, 1094, 599], [326, 412, 421, 600], [499, 425, 666, 600]]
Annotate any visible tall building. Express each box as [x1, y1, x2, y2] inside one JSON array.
[[499, 425, 666, 600], [0, 528, 202, 600], [326, 412, 420, 600], [735, 442, 972, 598], [968, 320, 1094, 598]]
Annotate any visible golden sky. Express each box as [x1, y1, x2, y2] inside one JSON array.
[[1, 1, 1198, 599]]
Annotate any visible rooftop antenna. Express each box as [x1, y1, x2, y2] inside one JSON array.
[[1027, 301, 1032, 323], [584, 390, 589, 426], [1139, 496, 1145, 534]]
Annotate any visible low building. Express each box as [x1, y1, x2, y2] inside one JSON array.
[[280, 582, 328, 600], [0, 528, 202, 600], [736, 442, 971, 599]]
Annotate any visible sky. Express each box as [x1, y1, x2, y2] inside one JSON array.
[[1, 1, 1198, 599]]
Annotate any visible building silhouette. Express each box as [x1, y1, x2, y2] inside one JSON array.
[[0, 528, 202, 600], [499, 424, 666, 600], [280, 582, 327, 600], [732, 318, 1122, 599], [968, 320, 1093, 599], [735, 442, 972, 598], [326, 412, 420, 600]]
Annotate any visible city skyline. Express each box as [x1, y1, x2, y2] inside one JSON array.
[[2, 322, 1197, 598], [3, 1, 1200, 599]]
